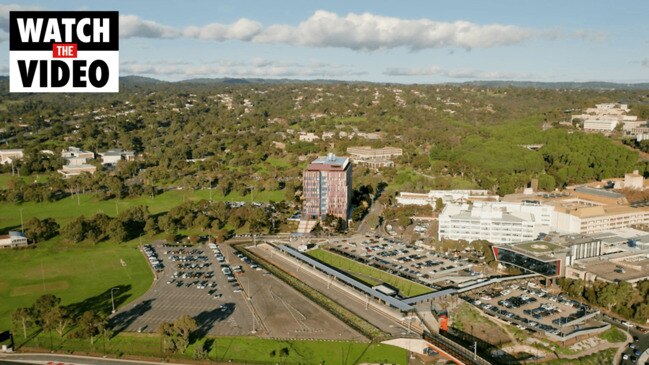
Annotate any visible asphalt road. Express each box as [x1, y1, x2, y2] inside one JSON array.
[[0, 353, 174, 365]]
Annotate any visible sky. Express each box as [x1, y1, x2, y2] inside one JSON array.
[[1, 0, 649, 83]]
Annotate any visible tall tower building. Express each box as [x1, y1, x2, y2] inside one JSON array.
[[302, 153, 352, 222]]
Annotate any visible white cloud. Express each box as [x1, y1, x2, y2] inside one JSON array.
[[0, 7, 604, 51], [384, 65, 532, 80], [120, 15, 178, 38], [253, 10, 534, 50], [118, 10, 542, 50], [183, 18, 262, 41], [120, 58, 366, 79]]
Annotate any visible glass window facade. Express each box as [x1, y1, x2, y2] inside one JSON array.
[[494, 247, 561, 277]]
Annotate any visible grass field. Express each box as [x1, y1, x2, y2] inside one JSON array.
[[0, 174, 48, 189], [0, 187, 284, 232], [307, 249, 432, 297], [0, 237, 153, 332], [18, 332, 408, 364], [598, 326, 627, 343], [451, 302, 511, 346]]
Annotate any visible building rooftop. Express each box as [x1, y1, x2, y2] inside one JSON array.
[[99, 149, 135, 156], [308, 153, 350, 171], [574, 252, 649, 283], [515, 241, 566, 254], [574, 186, 624, 199]]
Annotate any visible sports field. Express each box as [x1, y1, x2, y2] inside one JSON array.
[[0, 237, 153, 331], [0, 186, 284, 232], [307, 249, 433, 297]]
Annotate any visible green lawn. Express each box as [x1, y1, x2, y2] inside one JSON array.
[[0, 173, 48, 189], [265, 156, 291, 168], [451, 302, 511, 346], [307, 249, 432, 297], [598, 326, 627, 343], [0, 188, 284, 232], [18, 332, 408, 365], [0, 237, 153, 331]]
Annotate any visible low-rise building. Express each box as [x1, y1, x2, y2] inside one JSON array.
[[0, 231, 28, 248], [492, 235, 603, 278], [0, 149, 23, 165], [398, 189, 499, 209], [98, 149, 135, 166], [59, 146, 96, 178], [347, 146, 403, 160], [298, 132, 320, 142], [61, 146, 94, 161], [346, 146, 402, 168], [58, 164, 97, 178]]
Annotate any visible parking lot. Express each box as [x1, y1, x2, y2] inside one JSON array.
[[462, 282, 604, 338], [111, 241, 362, 340], [328, 235, 478, 288], [111, 242, 255, 336]]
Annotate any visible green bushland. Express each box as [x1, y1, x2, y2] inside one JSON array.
[[0, 237, 153, 331], [236, 245, 390, 342], [18, 332, 408, 365], [307, 248, 432, 297], [0, 187, 283, 232]]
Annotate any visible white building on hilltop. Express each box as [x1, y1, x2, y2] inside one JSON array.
[[573, 103, 646, 133], [438, 201, 554, 244]]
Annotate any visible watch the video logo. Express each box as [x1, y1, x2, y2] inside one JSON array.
[[9, 11, 119, 93]]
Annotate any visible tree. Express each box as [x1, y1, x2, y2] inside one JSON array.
[[61, 216, 87, 243], [31, 294, 61, 326], [76, 311, 105, 345], [158, 322, 177, 354], [434, 198, 445, 213], [144, 217, 159, 236], [537, 174, 556, 192], [174, 315, 197, 353], [634, 303, 649, 323], [351, 206, 368, 222], [12, 307, 34, 339], [193, 215, 211, 232], [43, 306, 72, 336], [24, 217, 60, 243], [108, 219, 128, 242]]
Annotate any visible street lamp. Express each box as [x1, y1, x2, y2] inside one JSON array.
[[110, 287, 119, 314], [19, 208, 24, 233]]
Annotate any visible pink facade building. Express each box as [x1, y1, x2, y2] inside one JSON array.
[[303, 154, 352, 221]]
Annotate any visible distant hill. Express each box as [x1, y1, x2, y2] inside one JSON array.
[[175, 77, 357, 85], [3, 73, 649, 90], [120, 75, 167, 85], [459, 80, 649, 90]]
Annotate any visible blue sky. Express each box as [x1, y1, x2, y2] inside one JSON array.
[[2, 0, 649, 83]]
